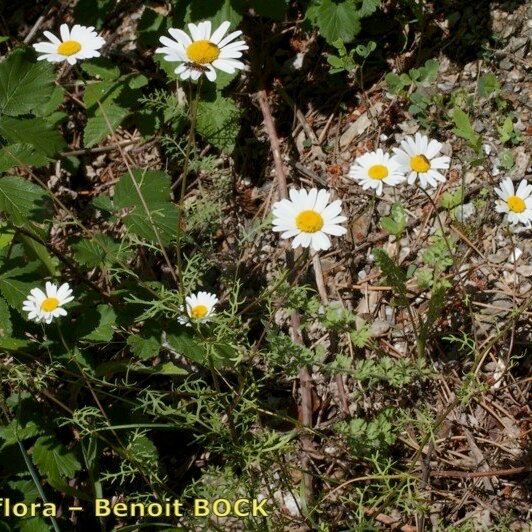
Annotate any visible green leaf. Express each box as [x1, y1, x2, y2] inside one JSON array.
[[478, 72, 500, 98], [0, 418, 43, 448], [82, 305, 116, 342], [0, 222, 15, 249], [252, 0, 289, 20], [37, 85, 65, 118], [380, 203, 406, 236], [451, 108, 480, 151], [72, 233, 129, 269], [0, 116, 65, 157], [440, 189, 464, 209], [18, 234, 59, 276], [156, 362, 188, 375], [196, 95, 241, 152], [127, 324, 161, 360], [307, 0, 361, 44], [114, 169, 179, 245], [20, 518, 51, 532], [0, 49, 54, 117], [137, 7, 170, 47], [0, 297, 12, 337], [81, 58, 120, 81], [358, 0, 380, 17], [73, 0, 114, 28], [0, 143, 50, 172], [166, 329, 207, 365], [84, 102, 129, 148], [0, 176, 50, 225], [0, 276, 33, 310], [31, 435, 81, 486], [187, 0, 243, 27], [499, 149, 514, 171], [373, 248, 408, 306]]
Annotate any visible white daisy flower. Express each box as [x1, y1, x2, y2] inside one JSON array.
[[347, 148, 405, 196], [32, 24, 105, 65], [392, 132, 451, 188], [22, 282, 74, 324], [494, 178, 532, 227], [272, 188, 347, 252], [155, 20, 248, 81], [180, 291, 218, 325]]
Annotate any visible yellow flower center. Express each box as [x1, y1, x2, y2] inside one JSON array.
[[57, 40, 82, 56], [410, 154, 431, 173], [186, 40, 220, 64], [190, 304, 208, 319], [368, 164, 389, 180], [295, 210, 324, 233], [507, 195, 525, 213], [41, 297, 60, 312]]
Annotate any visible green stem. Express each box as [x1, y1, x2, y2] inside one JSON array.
[[175, 79, 202, 298]]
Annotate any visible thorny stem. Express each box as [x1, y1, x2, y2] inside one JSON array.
[[257, 88, 315, 505]]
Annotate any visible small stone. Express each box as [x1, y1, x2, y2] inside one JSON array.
[[370, 319, 391, 337], [340, 113, 371, 148]]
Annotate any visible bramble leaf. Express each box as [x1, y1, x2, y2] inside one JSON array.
[[114, 169, 179, 245]]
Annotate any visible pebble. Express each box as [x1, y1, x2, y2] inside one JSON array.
[[370, 319, 391, 337]]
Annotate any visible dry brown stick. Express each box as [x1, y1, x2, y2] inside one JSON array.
[[431, 466, 531, 479], [61, 139, 140, 157], [257, 89, 314, 503]]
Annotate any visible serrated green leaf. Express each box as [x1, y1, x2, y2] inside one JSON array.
[[81, 304, 116, 343], [0, 418, 42, 448], [0, 277, 33, 310], [0, 49, 54, 117], [73, 0, 114, 28], [478, 72, 499, 98], [18, 234, 58, 277], [84, 102, 129, 148], [452, 108, 480, 151], [156, 362, 188, 375], [166, 329, 207, 365], [114, 169, 179, 245], [72, 233, 128, 269], [380, 203, 407, 236], [138, 7, 170, 46], [81, 58, 120, 80], [127, 325, 161, 360], [31, 435, 81, 486], [499, 149, 514, 170], [187, 0, 243, 27], [0, 116, 65, 157], [0, 176, 50, 225], [36, 85, 65, 118], [0, 143, 50, 173], [196, 95, 241, 152], [358, 0, 380, 17], [307, 0, 361, 44], [440, 189, 464, 209]]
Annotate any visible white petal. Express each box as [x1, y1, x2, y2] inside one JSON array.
[[210, 21, 231, 44], [59, 24, 70, 42], [218, 30, 243, 48]]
